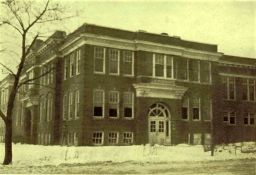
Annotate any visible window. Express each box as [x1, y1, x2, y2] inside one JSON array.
[[159, 121, 164, 132], [249, 80, 255, 101], [94, 47, 105, 73], [123, 132, 133, 144], [76, 50, 81, 75], [47, 94, 53, 122], [92, 132, 104, 145], [109, 91, 119, 118], [93, 90, 104, 118], [150, 121, 156, 132], [123, 51, 134, 76], [70, 53, 75, 77], [75, 90, 80, 119], [244, 112, 255, 126], [242, 79, 255, 101], [189, 59, 200, 82], [50, 63, 54, 84], [123, 92, 134, 118], [28, 70, 34, 89], [223, 77, 236, 100], [154, 54, 164, 77], [192, 97, 200, 121], [204, 133, 211, 145], [153, 54, 174, 78], [63, 94, 68, 120], [108, 132, 118, 144], [109, 49, 119, 75], [166, 56, 173, 78], [181, 97, 189, 120], [68, 91, 73, 120], [39, 96, 44, 123], [177, 58, 188, 80], [193, 133, 202, 145], [200, 61, 211, 83], [43, 96, 47, 122], [64, 58, 69, 80], [223, 111, 236, 125]]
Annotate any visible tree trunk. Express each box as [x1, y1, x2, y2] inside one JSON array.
[[3, 119, 12, 165]]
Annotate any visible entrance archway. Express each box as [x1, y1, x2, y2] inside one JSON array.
[[148, 103, 171, 145]]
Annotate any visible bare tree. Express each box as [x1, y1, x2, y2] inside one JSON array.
[[0, 0, 70, 165]]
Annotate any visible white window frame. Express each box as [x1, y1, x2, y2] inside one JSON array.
[[109, 91, 119, 118], [223, 111, 236, 125], [108, 132, 119, 144], [153, 54, 175, 79], [94, 47, 105, 74], [63, 94, 68, 121], [70, 53, 75, 77], [123, 92, 134, 119], [76, 50, 81, 75], [181, 97, 189, 121], [123, 132, 133, 144], [123, 50, 134, 77], [92, 131, 104, 145], [64, 58, 68, 80], [93, 89, 105, 118], [224, 77, 236, 101], [68, 91, 73, 120], [192, 97, 201, 121], [75, 90, 80, 120], [109, 49, 120, 75], [244, 112, 255, 126]]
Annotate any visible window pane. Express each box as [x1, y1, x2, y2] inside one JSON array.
[[124, 107, 132, 118], [177, 58, 188, 80], [95, 58, 104, 72], [109, 108, 117, 117], [94, 107, 103, 117], [159, 121, 164, 132], [150, 121, 156, 132], [123, 51, 133, 75], [109, 49, 119, 74], [155, 54, 164, 77], [189, 60, 199, 81], [94, 47, 104, 72], [182, 107, 188, 120], [200, 61, 210, 83]]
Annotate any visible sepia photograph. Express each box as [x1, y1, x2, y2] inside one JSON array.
[[0, 0, 255, 174]]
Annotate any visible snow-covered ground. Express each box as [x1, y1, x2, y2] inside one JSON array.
[[0, 142, 255, 167]]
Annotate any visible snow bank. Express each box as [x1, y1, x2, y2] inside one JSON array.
[[0, 143, 255, 166]]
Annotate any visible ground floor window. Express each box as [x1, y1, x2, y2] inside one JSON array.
[[92, 132, 104, 145], [108, 132, 118, 144], [244, 112, 255, 126], [223, 111, 236, 125], [204, 133, 211, 145], [123, 132, 133, 144]]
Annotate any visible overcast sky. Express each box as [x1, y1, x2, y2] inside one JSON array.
[[0, 0, 255, 79]]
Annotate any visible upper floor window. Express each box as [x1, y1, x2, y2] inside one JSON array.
[[242, 79, 255, 102], [93, 89, 104, 118], [123, 92, 134, 118], [222, 77, 236, 100], [70, 53, 75, 77], [153, 54, 174, 78], [200, 61, 211, 83], [176, 57, 188, 80], [94, 47, 105, 73], [64, 58, 69, 80], [109, 49, 120, 75], [28, 70, 34, 89], [244, 112, 255, 126], [109, 91, 119, 118], [123, 51, 134, 76], [189, 59, 200, 82], [76, 50, 81, 75], [223, 111, 236, 125]]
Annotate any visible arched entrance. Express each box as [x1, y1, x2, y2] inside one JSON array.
[[148, 103, 171, 145]]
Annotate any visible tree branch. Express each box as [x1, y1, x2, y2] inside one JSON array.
[[24, 34, 39, 58], [18, 67, 54, 88], [0, 109, 6, 123], [25, 0, 50, 32], [1, 20, 22, 35], [0, 62, 16, 77], [23, 82, 55, 90]]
